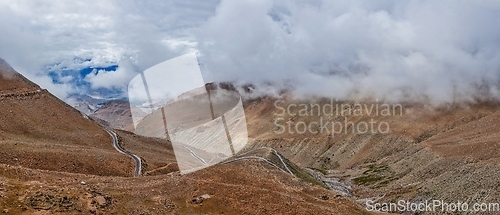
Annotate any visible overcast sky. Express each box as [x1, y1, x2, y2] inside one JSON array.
[[1, 0, 500, 103]]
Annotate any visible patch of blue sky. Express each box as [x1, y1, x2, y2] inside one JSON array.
[[48, 64, 118, 84]]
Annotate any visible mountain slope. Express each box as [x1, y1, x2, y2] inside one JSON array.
[[90, 100, 135, 131], [0, 58, 40, 92], [244, 96, 500, 210], [0, 59, 132, 176], [0, 61, 371, 214], [84, 83, 500, 213]]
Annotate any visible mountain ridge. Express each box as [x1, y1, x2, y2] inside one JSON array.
[[0, 59, 368, 214]]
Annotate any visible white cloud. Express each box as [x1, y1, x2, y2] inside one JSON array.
[[0, 0, 219, 99], [85, 57, 138, 90], [197, 0, 500, 103], [1, 0, 500, 104]]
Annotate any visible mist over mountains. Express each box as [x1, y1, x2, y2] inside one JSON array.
[[0, 58, 15, 78], [1, 0, 500, 104], [2, 2, 500, 214], [197, 0, 500, 103]]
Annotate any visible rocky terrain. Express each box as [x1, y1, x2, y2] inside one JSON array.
[[90, 100, 135, 131], [244, 96, 500, 214], [94, 86, 500, 214], [0, 159, 369, 214], [4, 55, 499, 214], [0, 60, 369, 214], [0, 61, 132, 177]]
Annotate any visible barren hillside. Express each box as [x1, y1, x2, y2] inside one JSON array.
[[0, 61, 370, 214], [93, 83, 500, 214], [0, 61, 134, 177], [90, 100, 135, 131], [244, 96, 500, 212]]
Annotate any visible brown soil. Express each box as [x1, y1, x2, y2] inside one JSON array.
[[0, 160, 370, 214], [116, 130, 179, 176], [244, 96, 500, 210], [93, 90, 500, 213], [0, 67, 132, 176], [0, 66, 371, 214]]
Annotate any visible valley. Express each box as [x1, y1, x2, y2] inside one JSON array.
[[0, 60, 370, 214]]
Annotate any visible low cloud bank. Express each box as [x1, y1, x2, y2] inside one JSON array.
[[197, 0, 500, 103], [1, 0, 500, 104]]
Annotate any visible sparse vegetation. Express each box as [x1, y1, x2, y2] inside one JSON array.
[[308, 167, 328, 175], [363, 164, 388, 174], [352, 164, 392, 186], [281, 155, 329, 189], [414, 129, 436, 143], [352, 174, 385, 186]]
